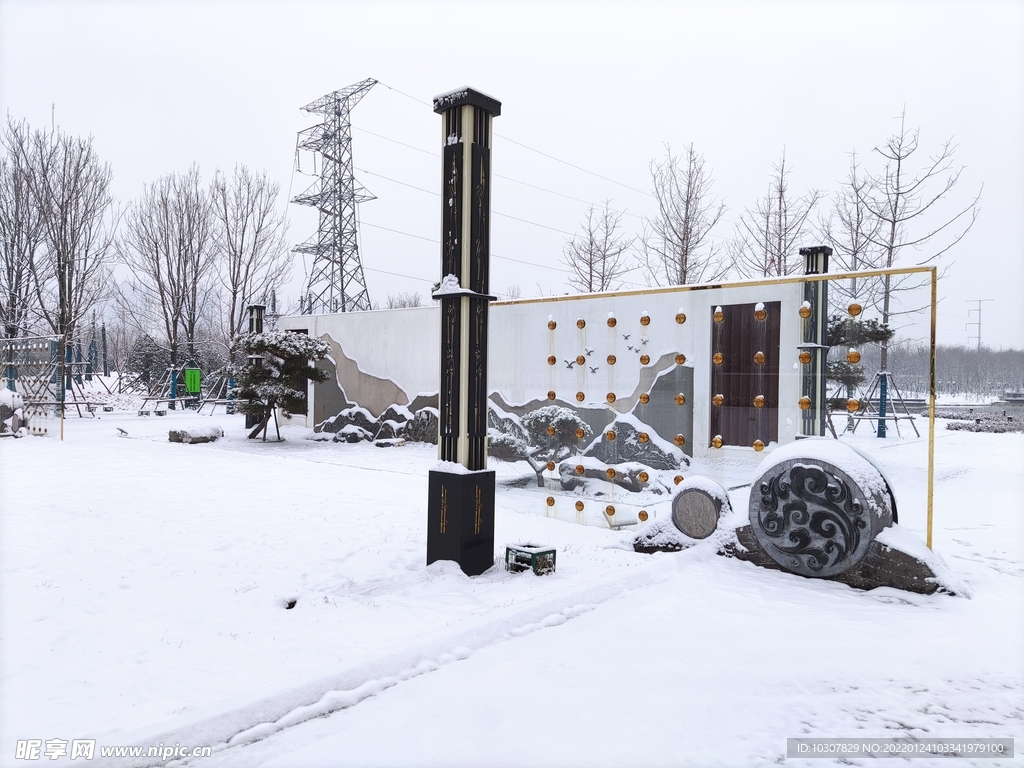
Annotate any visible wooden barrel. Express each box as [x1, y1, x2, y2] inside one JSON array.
[[748, 441, 894, 578]]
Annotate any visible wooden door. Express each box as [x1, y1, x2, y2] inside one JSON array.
[[710, 302, 780, 448]]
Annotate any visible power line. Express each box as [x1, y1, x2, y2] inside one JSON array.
[[492, 132, 654, 199], [356, 166, 578, 236], [355, 126, 438, 157], [354, 128, 645, 219], [372, 81, 655, 199]]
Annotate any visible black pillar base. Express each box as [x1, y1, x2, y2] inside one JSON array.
[[427, 469, 495, 576]]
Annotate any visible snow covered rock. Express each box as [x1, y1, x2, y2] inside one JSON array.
[[332, 424, 372, 443], [168, 426, 224, 444], [404, 408, 439, 444], [584, 416, 688, 470], [316, 405, 376, 435], [633, 517, 698, 554], [487, 404, 527, 442], [720, 524, 963, 596], [0, 389, 26, 436]]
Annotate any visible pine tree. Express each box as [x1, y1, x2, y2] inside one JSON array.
[[489, 405, 592, 487], [231, 331, 330, 440]]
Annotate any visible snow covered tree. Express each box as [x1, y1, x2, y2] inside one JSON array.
[[231, 331, 330, 440], [489, 405, 592, 487], [826, 315, 894, 392]]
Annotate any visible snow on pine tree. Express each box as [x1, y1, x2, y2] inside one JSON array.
[[230, 331, 330, 440], [489, 405, 592, 487]]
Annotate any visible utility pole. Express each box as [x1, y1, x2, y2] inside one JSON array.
[[966, 299, 994, 350]]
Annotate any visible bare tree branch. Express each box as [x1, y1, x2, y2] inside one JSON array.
[[118, 165, 215, 369], [640, 144, 728, 285], [209, 165, 290, 362], [732, 149, 823, 278], [562, 200, 634, 293], [28, 123, 117, 345], [0, 117, 44, 338]]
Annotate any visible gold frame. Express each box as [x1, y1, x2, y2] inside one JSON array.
[[497, 266, 938, 550]]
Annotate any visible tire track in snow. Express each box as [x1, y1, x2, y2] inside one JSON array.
[[97, 555, 682, 768]]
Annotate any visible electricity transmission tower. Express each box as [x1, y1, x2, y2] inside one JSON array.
[[292, 78, 377, 314], [966, 299, 994, 350]]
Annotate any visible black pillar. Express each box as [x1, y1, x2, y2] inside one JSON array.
[[245, 304, 266, 429], [427, 87, 501, 576], [799, 246, 831, 437]]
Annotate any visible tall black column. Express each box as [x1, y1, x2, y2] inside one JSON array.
[[427, 87, 501, 576], [799, 246, 831, 437]]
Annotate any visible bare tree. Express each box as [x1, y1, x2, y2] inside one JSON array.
[[0, 117, 44, 340], [504, 284, 522, 300], [118, 165, 215, 381], [28, 122, 117, 388], [732, 149, 823, 278], [384, 291, 424, 309], [857, 111, 981, 435], [209, 165, 290, 361], [816, 151, 882, 305], [640, 144, 728, 286], [561, 201, 633, 293], [862, 112, 981, 337]]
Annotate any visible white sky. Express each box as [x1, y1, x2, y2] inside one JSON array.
[[1, 0, 1021, 349]]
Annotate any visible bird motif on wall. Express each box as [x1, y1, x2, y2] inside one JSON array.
[[622, 334, 631, 340], [627, 345, 637, 352], [584, 346, 594, 356], [640, 336, 649, 345], [564, 359, 575, 369], [589, 366, 599, 373]]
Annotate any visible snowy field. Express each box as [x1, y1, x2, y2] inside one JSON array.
[[1, 408, 1022, 767]]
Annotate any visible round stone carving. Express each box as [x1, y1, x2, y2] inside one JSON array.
[[749, 453, 893, 578], [672, 488, 721, 539]]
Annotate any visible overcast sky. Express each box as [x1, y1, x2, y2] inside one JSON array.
[[2, 0, 1021, 349]]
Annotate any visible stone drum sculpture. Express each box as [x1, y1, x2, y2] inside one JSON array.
[[748, 440, 894, 578]]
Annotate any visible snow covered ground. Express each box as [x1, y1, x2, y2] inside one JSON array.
[[1, 408, 1021, 767]]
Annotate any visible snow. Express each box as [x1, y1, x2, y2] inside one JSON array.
[[172, 425, 225, 441], [0, 388, 23, 410], [434, 274, 462, 295], [433, 460, 493, 475], [0, 411, 1021, 767], [755, 437, 892, 518], [676, 474, 733, 516]]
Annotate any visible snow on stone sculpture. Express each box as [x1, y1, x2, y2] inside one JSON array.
[[747, 439, 893, 577]]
